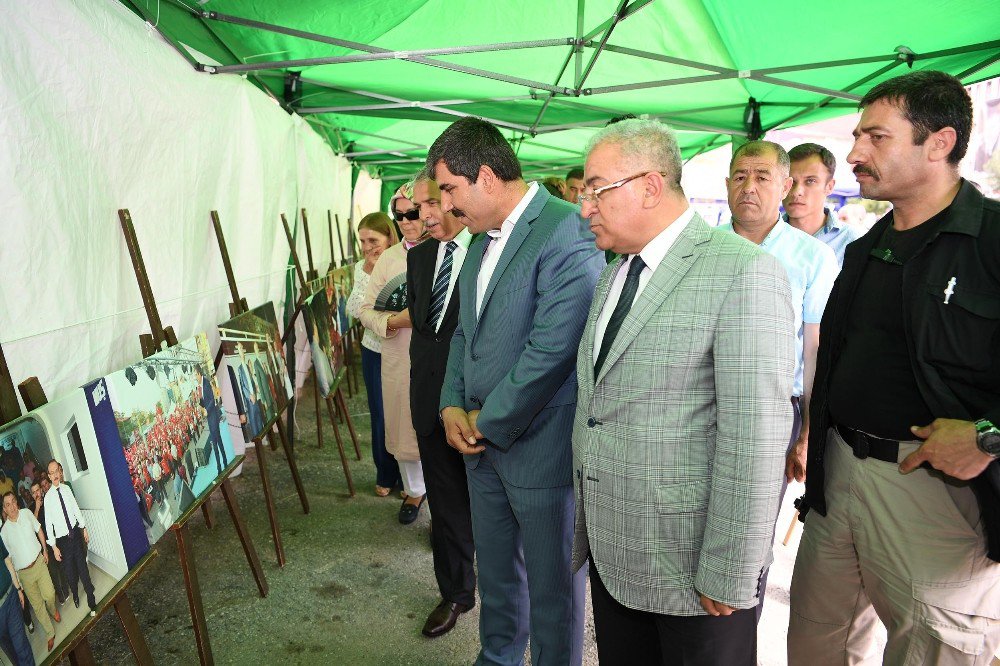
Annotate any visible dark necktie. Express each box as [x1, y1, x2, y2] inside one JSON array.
[[57, 487, 74, 536], [427, 241, 458, 328], [594, 255, 647, 377]]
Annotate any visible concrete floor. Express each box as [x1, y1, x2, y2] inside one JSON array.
[[81, 354, 996, 666]]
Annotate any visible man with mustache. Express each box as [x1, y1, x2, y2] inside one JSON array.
[[721, 140, 839, 616], [406, 172, 476, 638], [789, 70, 1000, 665], [784, 143, 862, 267]]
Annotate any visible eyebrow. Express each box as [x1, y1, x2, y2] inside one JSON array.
[[585, 176, 604, 186], [853, 124, 891, 138]]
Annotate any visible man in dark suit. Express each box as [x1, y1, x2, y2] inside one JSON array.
[[407, 172, 476, 638], [430, 117, 605, 665], [195, 366, 227, 474]]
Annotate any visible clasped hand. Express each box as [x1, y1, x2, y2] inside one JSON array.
[[441, 407, 486, 454]]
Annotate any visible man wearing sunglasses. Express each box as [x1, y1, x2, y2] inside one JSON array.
[[573, 118, 795, 664]]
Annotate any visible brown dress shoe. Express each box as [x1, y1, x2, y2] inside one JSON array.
[[47, 636, 55, 651], [421, 600, 471, 638]]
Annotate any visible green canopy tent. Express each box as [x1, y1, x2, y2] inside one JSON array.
[[123, 0, 1000, 189]]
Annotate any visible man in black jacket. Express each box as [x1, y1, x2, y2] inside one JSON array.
[[407, 171, 476, 638], [788, 70, 1000, 665]]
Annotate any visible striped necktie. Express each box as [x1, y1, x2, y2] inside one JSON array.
[[594, 255, 646, 377], [427, 241, 458, 328]]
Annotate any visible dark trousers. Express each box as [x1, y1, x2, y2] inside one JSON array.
[[361, 347, 401, 490], [57, 529, 96, 608], [0, 588, 32, 666], [756, 396, 803, 622], [417, 424, 476, 608], [45, 544, 68, 601], [589, 560, 756, 666], [209, 427, 227, 473]]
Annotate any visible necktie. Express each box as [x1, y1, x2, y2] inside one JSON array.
[[427, 241, 457, 328], [57, 487, 74, 536], [594, 255, 647, 377]]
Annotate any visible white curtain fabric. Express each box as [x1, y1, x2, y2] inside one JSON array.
[[0, 0, 352, 407]]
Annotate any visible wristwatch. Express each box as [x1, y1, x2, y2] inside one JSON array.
[[975, 419, 1000, 457]]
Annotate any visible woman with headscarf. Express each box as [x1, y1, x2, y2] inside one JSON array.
[[358, 183, 431, 524]]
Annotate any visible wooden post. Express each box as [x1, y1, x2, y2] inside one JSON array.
[[172, 522, 213, 665], [280, 213, 309, 294], [327, 211, 338, 272], [313, 368, 324, 450], [335, 386, 362, 460], [274, 417, 309, 514], [301, 208, 318, 282], [118, 209, 167, 348], [324, 394, 356, 497], [333, 212, 347, 269], [210, 210, 243, 309], [254, 433, 285, 567]]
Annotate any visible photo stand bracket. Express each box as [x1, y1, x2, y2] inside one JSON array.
[[8, 371, 157, 666], [121, 209, 270, 666]]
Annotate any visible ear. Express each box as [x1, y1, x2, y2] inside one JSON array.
[[642, 171, 665, 209], [781, 175, 793, 199], [478, 165, 497, 192], [824, 178, 836, 196], [927, 126, 957, 164]]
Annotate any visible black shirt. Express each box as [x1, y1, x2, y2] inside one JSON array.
[[827, 213, 942, 440]]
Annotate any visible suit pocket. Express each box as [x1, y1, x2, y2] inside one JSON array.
[[655, 480, 709, 580], [656, 479, 710, 514]]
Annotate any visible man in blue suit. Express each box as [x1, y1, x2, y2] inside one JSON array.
[[430, 117, 604, 665], [195, 366, 227, 474]]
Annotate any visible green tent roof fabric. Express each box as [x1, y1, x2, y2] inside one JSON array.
[[124, 0, 1000, 182]]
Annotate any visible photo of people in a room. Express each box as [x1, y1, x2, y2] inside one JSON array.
[[100, 333, 234, 545]]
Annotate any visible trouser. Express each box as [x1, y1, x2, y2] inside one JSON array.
[[57, 529, 96, 609], [788, 427, 1000, 665], [0, 587, 32, 666], [210, 428, 227, 472], [589, 557, 756, 665], [467, 454, 585, 666], [19, 553, 57, 638], [417, 425, 476, 608], [45, 542, 68, 601], [398, 460, 425, 498], [361, 348, 401, 489]]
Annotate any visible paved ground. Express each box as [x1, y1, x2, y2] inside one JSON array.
[[82, 353, 997, 665]]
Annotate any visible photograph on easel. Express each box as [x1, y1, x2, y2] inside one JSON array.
[[0, 384, 149, 662], [301, 287, 344, 397], [329, 266, 353, 337], [217, 302, 293, 443], [98, 334, 235, 545]]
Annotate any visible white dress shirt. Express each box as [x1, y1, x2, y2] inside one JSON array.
[[0, 509, 42, 569], [43, 484, 86, 546], [593, 206, 695, 356], [431, 227, 473, 332], [477, 182, 539, 317]]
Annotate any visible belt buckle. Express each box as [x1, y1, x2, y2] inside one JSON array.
[[853, 432, 870, 460]]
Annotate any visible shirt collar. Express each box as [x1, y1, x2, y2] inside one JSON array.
[[487, 182, 538, 240], [760, 216, 789, 249], [635, 206, 696, 273]]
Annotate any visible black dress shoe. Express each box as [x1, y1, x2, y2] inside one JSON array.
[[398, 495, 426, 525], [73, 597, 80, 609], [422, 600, 471, 638]]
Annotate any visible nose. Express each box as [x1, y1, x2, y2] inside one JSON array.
[[579, 198, 597, 218], [440, 190, 454, 213], [847, 139, 863, 165]]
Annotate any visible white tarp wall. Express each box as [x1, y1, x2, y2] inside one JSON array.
[[0, 0, 353, 405], [352, 169, 384, 221]]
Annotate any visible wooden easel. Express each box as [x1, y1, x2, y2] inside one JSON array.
[[0, 341, 157, 666], [120, 209, 270, 665], [329, 211, 359, 398], [209, 210, 311, 568], [281, 214, 361, 493]]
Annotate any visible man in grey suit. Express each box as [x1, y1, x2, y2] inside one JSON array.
[[572, 118, 795, 664], [429, 117, 604, 665]]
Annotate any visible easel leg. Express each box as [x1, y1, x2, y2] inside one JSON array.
[[325, 395, 356, 497], [268, 424, 278, 451], [201, 495, 215, 529], [113, 592, 155, 665], [313, 370, 324, 449], [275, 418, 310, 514], [255, 440, 286, 567], [336, 387, 362, 460], [220, 478, 269, 597], [68, 639, 97, 666], [782, 510, 800, 546], [173, 523, 214, 665]]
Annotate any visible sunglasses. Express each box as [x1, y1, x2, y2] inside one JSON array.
[[393, 207, 421, 222]]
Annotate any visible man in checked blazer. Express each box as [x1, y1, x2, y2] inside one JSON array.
[[572, 119, 796, 665], [429, 117, 605, 665]]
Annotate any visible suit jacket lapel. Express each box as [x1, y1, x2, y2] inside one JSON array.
[[465, 233, 488, 339], [595, 215, 711, 385], [581, 257, 625, 382], [414, 242, 438, 327]]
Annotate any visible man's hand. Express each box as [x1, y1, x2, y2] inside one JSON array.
[[785, 434, 807, 483], [442, 407, 485, 455], [699, 594, 737, 617], [17, 589, 24, 608], [900, 418, 993, 480], [42, 549, 48, 565], [83, 528, 90, 545], [53, 546, 62, 562], [388, 310, 412, 331], [467, 409, 485, 441]]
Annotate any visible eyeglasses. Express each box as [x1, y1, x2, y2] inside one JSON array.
[[578, 171, 668, 204], [393, 207, 421, 222]]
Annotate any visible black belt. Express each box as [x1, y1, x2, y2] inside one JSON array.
[[835, 424, 899, 464]]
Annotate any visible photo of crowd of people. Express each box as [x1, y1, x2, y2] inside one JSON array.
[[0, 385, 146, 662], [218, 302, 293, 443], [101, 334, 234, 545], [302, 287, 344, 397]]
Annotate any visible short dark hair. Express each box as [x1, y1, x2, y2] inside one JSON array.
[[426, 117, 521, 183], [788, 143, 836, 180], [565, 167, 584, 181], [859, 70, 972, 165], [730, 140, 790, 174]]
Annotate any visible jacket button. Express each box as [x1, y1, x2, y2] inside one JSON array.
[[435, 337, 442, 343], [471, 396, 480, 404], [587, 417, 597, 428], [471, 353, 480, 361]]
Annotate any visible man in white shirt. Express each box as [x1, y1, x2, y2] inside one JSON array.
[[430, 117, 605, 665], [572, 118, 794, 664], [407, 173, 476, 638], [1, 491, 59, 650], [42, 460, 96, 616]]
